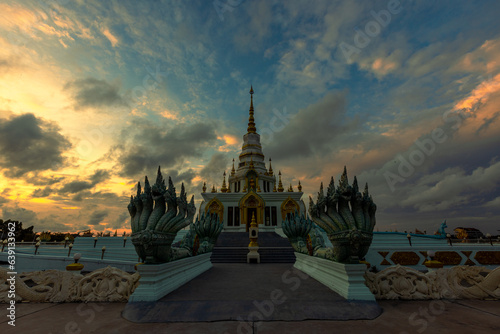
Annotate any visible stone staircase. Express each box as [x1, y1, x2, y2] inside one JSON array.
[[210, 232, 296, 263]]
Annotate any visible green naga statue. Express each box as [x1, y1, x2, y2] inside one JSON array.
[[283, 166, 377, 264], [127, 166, 222, 264]]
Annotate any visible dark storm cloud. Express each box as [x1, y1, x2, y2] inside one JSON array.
[[32, 187, 52, 198], [109, 211, 128, 229], [0, 195, 8, 207], [199, 153, 227, 184], [89, 169, 110, 184], [60, 181, 95, 194], [26, 174, 65, 186], [117, 121, 217, 177], [265, 92, 357, 161], [165, 168, 197, 187], [87, 209, 109, 226], [59, 169, 111, 194], [1, 206, 38, 225], [0, 113, 71, 177], [72, 190, 121, 202], [65, 77, 128, 110]]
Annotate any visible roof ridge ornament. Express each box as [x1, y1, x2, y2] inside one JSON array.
[[278, 171, 284, 192], [268, 158, 274, 176], [221, 171, 228, 193], [231, 158, 236, 176]]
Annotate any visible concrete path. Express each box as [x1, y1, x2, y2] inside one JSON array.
[[123, 263, 380, 322], [1, 263, 500, 333], [2, 300, 500, 334]]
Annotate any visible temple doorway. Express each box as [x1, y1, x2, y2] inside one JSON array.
[[239, 191, 264, 232]]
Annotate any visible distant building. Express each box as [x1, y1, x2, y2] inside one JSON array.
[[454, 227, 484, 240]]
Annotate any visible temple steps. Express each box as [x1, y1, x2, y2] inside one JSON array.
[[210, 232, 296, 263]]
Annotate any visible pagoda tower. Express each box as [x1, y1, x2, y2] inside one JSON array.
[[228, 86, 276, 193], [199, 86, 305, 232]]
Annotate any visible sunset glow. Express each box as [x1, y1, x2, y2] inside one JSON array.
[[1, 0, 499, 236]]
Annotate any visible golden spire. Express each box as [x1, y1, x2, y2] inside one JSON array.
[[231, 158, 236, 176], [221, 171, 227, 193], [211, 185, 216, 193], [273, 178, 277, 192], [247, 86, 256, 134], [278, 171, 284, 192], [288, 184, 294, 192], [202, 182, 206, 193], [298, 180, 302, 192], [268, 158, 274, 176]]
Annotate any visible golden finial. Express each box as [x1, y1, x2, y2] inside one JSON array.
[[249, 156, 255, 169], [298, 180, 302, 192], [221, 171, 227, 193], [273, 179, 277, 192], [211, 185, 216, 193], [231, 158, 235, 176], [247, 86, 257, 134], [288, 184, 294, 192], [202, 182, 206, 193], [250, 212, 257, 227], [278, 171, 284, 192], [268, 158, 274, 176], [248, 212, 259, 247]]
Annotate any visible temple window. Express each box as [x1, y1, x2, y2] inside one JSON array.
[[228, 207, 234, 226], [271, 206, 277, 226], [234, 207, 240, 226], [265, 206, 271, 226]]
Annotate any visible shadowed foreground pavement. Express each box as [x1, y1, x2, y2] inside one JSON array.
[[1, 263, 500, 333], [123, 263, 380, 322]]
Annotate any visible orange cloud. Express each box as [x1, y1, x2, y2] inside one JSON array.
[[454, 73, 500, 110], [0, 3, 44, 37], [217, 134, 240, 152], [371, 57, 397, 75], [102, 28, 119, 47], [160, 109, 179, 120]]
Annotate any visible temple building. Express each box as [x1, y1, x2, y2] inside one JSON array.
[[199, 87, 305, 232]]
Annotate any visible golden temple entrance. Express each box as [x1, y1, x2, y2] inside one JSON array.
[[239, 191, 264, 232]]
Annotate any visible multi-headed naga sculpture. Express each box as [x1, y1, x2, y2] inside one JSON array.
[[306, 166, 377, 263], [127, 167, 222, 264]]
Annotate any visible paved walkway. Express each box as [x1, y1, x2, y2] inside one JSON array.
[[1, 263, 500, 333], [123, 264, 380, 322], [3, 299, 500, 333]]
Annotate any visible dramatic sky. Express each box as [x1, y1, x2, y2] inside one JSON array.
[[1, 0, 499, 235]]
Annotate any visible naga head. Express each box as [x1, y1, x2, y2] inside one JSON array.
[[176, 183, 188, 215], [140, 176, 152, 203], [164, 177, 176, 207], [151, 166, 166, 200], [316, 182, 327, 209], [186, 195, 196, 221], [308, 196, 321, 219], [326, 177, 340, 208], [127, 195, 136, 216], [133, 182, 142, 206], [337, 166, 352, 201], [351, 176, 363, 202]]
